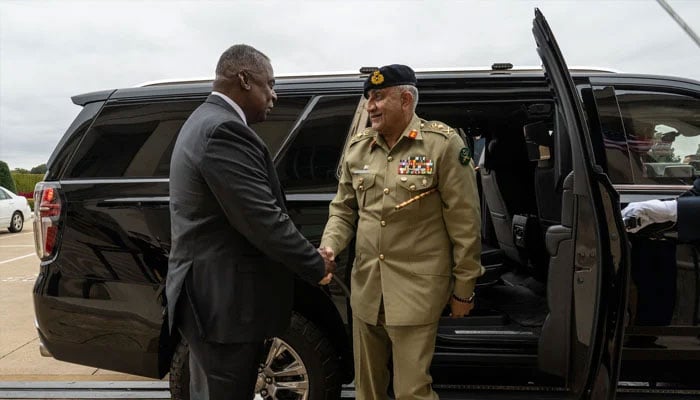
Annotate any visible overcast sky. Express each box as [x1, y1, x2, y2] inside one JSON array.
[[1, 0, 699, 171]]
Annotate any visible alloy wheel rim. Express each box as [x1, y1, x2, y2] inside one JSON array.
[[255, 337, 309, 400], [12, 214, 22, 231]]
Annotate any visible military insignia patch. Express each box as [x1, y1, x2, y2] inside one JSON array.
[[371, 70, 384, 85], [408, 129, 418, 139], [458, 147, 471, 165], [398, 156, 433, 175]]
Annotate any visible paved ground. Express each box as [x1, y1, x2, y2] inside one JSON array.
[[0, 220, 155, 382]]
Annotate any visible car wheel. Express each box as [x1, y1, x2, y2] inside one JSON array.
[[170, 312, 342, 400], [9, 212, 23, 233]]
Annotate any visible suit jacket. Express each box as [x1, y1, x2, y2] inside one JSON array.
[[677, 178, 700, 242], [166, 94, 325, 343]]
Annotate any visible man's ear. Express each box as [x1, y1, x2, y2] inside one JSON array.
[[401, 91, 413, 109], [238, 71, 251, 90]]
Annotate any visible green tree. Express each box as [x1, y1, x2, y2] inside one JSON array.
[[0, 161, 17, 192], [13, 167, 29, 174], [30, 164, 47, 174]]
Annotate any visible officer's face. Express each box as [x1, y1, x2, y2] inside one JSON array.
[[367, 87, 407, 135], [241, 61, 277, 124]]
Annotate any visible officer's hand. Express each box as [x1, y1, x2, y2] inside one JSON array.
[[449, 296, 474, 318], [621, 199, 677, 233], [318, 246, 336, 275]]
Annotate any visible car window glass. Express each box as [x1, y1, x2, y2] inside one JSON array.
[[277, 95, 360, 193], [65, 100, 202, 178], [616, 89, 700, 185], [592, 86, 634, 184], [251, 96, 311, 156], [0, 189, 9, 200]]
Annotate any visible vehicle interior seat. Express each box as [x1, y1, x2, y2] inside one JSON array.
[[523, 120, 561, 279], [478, 126, 538, 271], [458, 127, 505, 286]]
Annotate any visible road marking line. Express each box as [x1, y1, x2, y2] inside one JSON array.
[[0, 245, 34, 247], [0, 253, 36, 265], [0, 232, 33, 240]]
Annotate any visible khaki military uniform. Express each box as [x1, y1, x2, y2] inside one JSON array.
[[321, 114, 483, 399]]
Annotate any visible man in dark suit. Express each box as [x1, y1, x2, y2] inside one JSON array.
[[166, 44, 334, 399]]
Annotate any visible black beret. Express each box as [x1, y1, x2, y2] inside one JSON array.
[[363, 64, 417, 98]]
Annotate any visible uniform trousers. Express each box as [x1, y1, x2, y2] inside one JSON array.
[[176, 286, 265, 400], [352, 313, 440, 400]]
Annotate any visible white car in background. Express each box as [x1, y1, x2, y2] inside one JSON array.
[[0, 186, 32, 233]]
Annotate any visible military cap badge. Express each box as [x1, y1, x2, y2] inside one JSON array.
[[459, 147, 471, 165], [371, 70, 384, 85], [363, 64, 417, 98]]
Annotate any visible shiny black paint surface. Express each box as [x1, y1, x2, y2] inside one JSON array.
[[33, 178, 348, 378]]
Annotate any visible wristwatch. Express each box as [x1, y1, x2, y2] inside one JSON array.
[[452, 292, 475, 304]]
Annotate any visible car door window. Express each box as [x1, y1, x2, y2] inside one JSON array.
[[276, 95, 360, 193], [252, 96, 312, 157], [592, 86, 635, 184], [616, 89, 700, 185], [65, 100, 203, 178]]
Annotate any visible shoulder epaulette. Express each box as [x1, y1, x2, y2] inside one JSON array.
[[349, 127, 377, 145], [420, 120, 455, 138]]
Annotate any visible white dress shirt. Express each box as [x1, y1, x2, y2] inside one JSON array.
[[211, 91, 247, 125]]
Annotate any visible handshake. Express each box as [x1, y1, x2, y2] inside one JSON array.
[[317, 246, 336, 285]]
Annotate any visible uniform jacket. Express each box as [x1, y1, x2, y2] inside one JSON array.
[[677, 178, 700, 242], [166, 94, 325, 343], [321, 114, 484, 326]]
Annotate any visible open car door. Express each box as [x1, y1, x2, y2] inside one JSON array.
[[533, 9, 630, 399]]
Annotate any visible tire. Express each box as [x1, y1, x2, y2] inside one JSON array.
[[169, 312, 342, 400], [9, 212, 23, 233]]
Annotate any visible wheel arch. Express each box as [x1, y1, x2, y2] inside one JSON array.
[[294, 279, 353, 383]]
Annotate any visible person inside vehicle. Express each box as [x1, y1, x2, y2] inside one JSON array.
[[622, 177, 700, 241], [621, 177, 700, 347]]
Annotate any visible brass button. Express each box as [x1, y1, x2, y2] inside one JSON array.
[[379, 254, 385, 260], [383, 188, 390, 194], [387, 156, 393, 162], [358, 185, 364, 191], [400, 177, 408, 182], [380, 220, 386, 227], [409, 184, 416, 191], [358, 177, 364, 183]]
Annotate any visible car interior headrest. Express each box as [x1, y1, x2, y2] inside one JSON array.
[[523, 121, 553, 162]]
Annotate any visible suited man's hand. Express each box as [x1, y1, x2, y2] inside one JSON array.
[[318, 246, 336, 275], [318, 273, 333, 285], [317, 247, 336, 286]]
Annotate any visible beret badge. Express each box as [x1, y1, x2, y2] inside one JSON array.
[[371, 70, 384, 85]]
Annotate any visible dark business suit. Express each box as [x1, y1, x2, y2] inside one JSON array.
[[166, 94, 325, 398]]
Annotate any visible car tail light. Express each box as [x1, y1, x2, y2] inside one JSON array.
[[33, 182, 63, 260]]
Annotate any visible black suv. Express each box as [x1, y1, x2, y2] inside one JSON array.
[[33, 11, 700, 399]]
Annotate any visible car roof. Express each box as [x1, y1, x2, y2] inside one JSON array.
[[71, 67, 700, 106]]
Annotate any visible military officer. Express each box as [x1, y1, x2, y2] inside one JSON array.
[[320, 64, 484, 399]]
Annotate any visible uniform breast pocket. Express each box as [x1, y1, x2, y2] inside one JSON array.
[[395, 175, 436, 211], [352, 173, 376, 209]]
